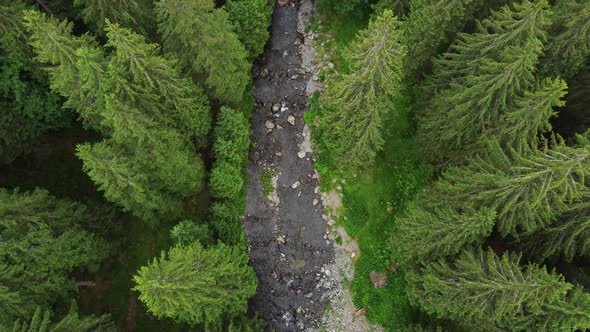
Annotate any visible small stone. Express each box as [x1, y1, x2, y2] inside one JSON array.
[[283, 50, 288, 57], [314, 187, 320, 194], [304, 292, 313, 298], [313, 199, 318, 206], [322, 214, 328, 220], [272, 103, 281, 112], [337, 185, 342, 191], [275, 152, 282, 157], [325, 269, 331, 276], [341, 179, 346, 184], [288, 115, 296, 126], [298, 151, 306, 159], [276, 235, 286, 244], [351, 252, 356, 258], [296, 306, 303, 314], [260, 68, 269, 77], [291, 181, 300, 189], [328, 62, 335, 69], [265, 120, 275, 129], [326, 240, 330, 245], [312, 74, 319, 81], [327, 219, 335, 226], [369, 271, 387, 288]]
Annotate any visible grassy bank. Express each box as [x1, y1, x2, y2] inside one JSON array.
[[308, 10, 429, 331]]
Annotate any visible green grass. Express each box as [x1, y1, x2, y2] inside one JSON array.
[[308, 9, 430, 329], [260, 168, 273, 197]]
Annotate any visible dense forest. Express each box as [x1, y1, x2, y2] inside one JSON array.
[[1, 0, 589, 331]]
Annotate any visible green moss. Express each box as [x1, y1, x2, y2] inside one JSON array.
[[260, 168, 273, 197]]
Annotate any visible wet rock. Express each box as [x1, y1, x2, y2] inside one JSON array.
[[272, 103, 281, 112], [288, 115, 296, 125], [265, 120, 275, 129], [369, 271, 387, 288]]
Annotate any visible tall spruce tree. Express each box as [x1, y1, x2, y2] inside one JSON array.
[[408, 248, 578, 331], [418, 0, 551, 163], [395, 205, 496, 264], [0, 302, 114, 332], [156, 0, 250, 105], [73, 0, 143, 36], [133, 243, 256, 326], [435, 140, 590, 236], [402, 0, 483, 78], [540, 0, 590, 80], [225, 0, 273, 60], [321, 10, 406, 169], [0, 188, 108, 321], [24, 12, 210, 221], [533, 285, 590, 332], [523, 201, 590, 261]]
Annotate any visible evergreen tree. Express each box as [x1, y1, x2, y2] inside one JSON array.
[[170, 220, 212, 247], [408, 248, 575, 330], [225, 0, 273, 60], [418, 0, 551, 163], [73, 0, 143, 36], [436, 140, 590, 235], [133, 243, 256, 326], [23, 10, 107, 130], [210, 201, 244, 245], [523, 201, 590, 261], [402, 0, 483, 78], [25, 12, 210, 221], [533, 285, 590, 332], [0, 189, 109, 321], [395, 205, 496, 264], [156, 0, 251, 105], [540, 0, 590, 79], [321, 10, 406, 169], [0, 301, 114, 332], [0, 3, 69, 164], [495, 77, 566, 149]]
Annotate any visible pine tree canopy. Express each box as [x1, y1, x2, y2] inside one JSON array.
[[395, 205, 496, 265], [0, 189, 109, 321], [409, 248, 575, 331], [133, 243, 256, 326], [321, 9, 406, 169], [156, 0, 251, 105], [434, 140, 590, 235], [540, 0, 590, 79], [73, 0, 142, 36], [0, 301, 114, 332]]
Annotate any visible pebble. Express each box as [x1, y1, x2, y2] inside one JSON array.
[[325, 269, 331, 276], [312, 74, 319, 81], [351, 252, 356, 258], [272, 103, 281, 112], [288, 115, 296, 125], [276, 235, 286, 244], [291, 181, 300, 189], [313, 198, 318, 205], [337, 185, 342, 191], [304, 292, 313, 298], [265, 120, 275, 129], [328, 62, 334, 69], [298, 151, 306, 158], [327, 219, 335, 226]]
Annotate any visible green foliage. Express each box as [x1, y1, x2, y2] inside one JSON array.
[[74, 0, 143, 36], [24, 12, 210, 222], [540, 0, 590, 79], [170, 220, 212, 247], [156, 0, 251, 105], [133, 243, 257, 326], [320, 10, 406, 169], [317, 0, 376, 18], [210, 201, 244, 245], [418, 0, 551, 163], [0, 3, 69, 164], [260, 169, 273, 197], [408, 248, 575, 331], [210, 162, 243, 200], [0, 188, 109, 321], [0, 301, 114, 332], [402, 0, 483, 78], [433, 140, 590, 236], [225, 0, 273, 60], [395, 206, 496, 265], [523, 202, 590, 262], [213, 107, 250, 165]]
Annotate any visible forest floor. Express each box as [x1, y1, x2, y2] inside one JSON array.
[[245, 1, 338, 330]]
